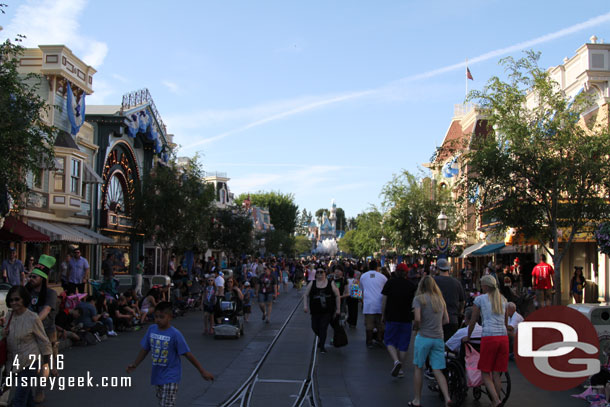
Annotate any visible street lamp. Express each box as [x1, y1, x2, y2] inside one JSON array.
[[380, 236, 387, 266], [436, 211, 450, 259]]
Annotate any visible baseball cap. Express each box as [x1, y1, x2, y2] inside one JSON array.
[[436, 258, 450, 271]]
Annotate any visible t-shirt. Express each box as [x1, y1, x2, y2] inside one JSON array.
[[359, 270, 388, 315], [68, 257, 90, 283], [446, 324, 483, 352], [433, 275, 465, 325], [508, 311, 524, 332], [474, 294, 507, 337], [532, 262, 554, 290], [76, 301, 98, 328], [136, 261, 144, 275], [412, 294, 444, 339], [259, 275, 276, 294], [29, 287, 58, 333], [141, 325, 190, 385], [381, 278, 416, 323], [2, 259, 25, 286], [215, 275, 225, 289]]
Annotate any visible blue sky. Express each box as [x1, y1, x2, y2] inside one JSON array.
[[3, 1, 610, 219]]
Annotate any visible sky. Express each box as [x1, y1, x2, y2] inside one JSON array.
[[2, 1, 610, 220]]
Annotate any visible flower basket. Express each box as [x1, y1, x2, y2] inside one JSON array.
[[595, 223, 610, 256]]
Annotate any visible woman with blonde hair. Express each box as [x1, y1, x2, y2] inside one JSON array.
[[465, 274, 508, 407], [409, 275, 454, 407]]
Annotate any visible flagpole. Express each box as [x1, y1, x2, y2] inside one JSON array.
[[465, 58, 468, 99]]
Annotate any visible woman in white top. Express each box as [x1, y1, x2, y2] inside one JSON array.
[[466, 275, 508, 407]]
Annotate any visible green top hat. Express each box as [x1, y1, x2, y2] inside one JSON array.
[[32, 254, 56, 280]]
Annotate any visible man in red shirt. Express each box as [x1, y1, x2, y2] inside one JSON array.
[[532, 254, 554, 308]]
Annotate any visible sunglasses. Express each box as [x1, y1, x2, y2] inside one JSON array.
[[29, 274, 40, 279], [7, 297, 21, 303]]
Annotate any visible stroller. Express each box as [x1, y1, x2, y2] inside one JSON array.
[[214, 295, 244, 339]]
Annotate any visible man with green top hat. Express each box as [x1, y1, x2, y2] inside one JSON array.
[[26, 254, 59, 403]]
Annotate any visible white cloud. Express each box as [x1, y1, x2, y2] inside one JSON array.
[[162, 81, 180, 94], [179, 11, 610, 149], [3, 0, 108, 68]]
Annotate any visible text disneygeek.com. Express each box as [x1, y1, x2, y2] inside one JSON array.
[[5, 372, 132, 391]]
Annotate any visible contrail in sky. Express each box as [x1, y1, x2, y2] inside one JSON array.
[[186, 11, 610, 149]]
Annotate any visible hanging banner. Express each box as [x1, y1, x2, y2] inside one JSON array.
[[66, 82, 86, 135]]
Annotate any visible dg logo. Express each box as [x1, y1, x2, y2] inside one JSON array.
[[515, 305, 600, 391]]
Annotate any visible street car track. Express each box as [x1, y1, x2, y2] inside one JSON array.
[[218, 296, 319, 407]]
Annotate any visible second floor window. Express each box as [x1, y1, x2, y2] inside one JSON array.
[[54, 157, 65, 192], [71, 159, 81, 194]]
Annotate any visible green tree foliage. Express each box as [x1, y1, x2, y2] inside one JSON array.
[[381, 171, 460, 256], [341, 209, 384, 258], [296, 208, 312, 236], [260, 229, 294, 256], [0, 35, 57, 207], [131, 158, 215, 256], [335, 207, 346, 231], [294, 235, 312, 255], [235, 191, 299, 234], [464, 51, 610, 302], [315, 208, 329, 225], [211, 207, 253, 258]]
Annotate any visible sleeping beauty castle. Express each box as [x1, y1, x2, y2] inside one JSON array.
[[308, 200, 342, 254]]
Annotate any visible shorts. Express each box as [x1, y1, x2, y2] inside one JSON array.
[[283, 276, 289, 284], [258, 293, 273, 303], [384, 321, 412, 352], [364, 314, 382, 331], [478, 335, 509, 373], [413, 334, 445, 370], [536, 288, 553, 303], [155, 382, 178, 407]]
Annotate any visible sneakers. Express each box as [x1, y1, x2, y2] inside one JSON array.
[[391, 361, 402, 377], [107, 330, 118, 337], [424, 368, 435, 381], [397, 370, 405, 378]]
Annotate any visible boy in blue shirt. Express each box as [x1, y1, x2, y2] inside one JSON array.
[[127, 302, 214, 406]]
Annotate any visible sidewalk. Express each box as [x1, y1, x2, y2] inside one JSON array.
[[315, 310, 584, 407]]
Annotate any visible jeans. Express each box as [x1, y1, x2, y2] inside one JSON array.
[[12, 368, 36, 407]]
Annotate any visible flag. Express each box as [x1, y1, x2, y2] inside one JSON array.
[[466, 67, 473, 80]]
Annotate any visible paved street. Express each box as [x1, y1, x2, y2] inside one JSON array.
[[39, 287, 588, 407]]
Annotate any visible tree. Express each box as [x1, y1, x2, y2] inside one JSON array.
[[1, 34, 57, 210], [463, 51, 610, 303], [338, 229, 356, 254], [335, 207, 346, 232], [211, 207, 253, 258], [346, 209, 384, 258], [132, 157, 215, 261], [296, 208, 312, 236], [315, 208, 329, 225], [294, 235, 312, 255], [235, 191, 299, 235], [381, 171, 460, 257]]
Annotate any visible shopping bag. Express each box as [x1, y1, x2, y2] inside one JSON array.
[[350, 282, 363, 299], [465, 343, 482, 387], [332, 316, 348, 347]]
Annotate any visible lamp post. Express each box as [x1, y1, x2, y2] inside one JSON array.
[[380, 236, 387, 266], [436, 211, 450, 259]]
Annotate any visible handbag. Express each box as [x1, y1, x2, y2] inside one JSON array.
[[465, 343, 483, 387], [0, 313, 14, 366], [332, 316, 348, 348]]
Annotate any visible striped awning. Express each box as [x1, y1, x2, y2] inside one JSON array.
[[459, 242, 486, 258], [28, 220, 112, 244], [471, 243, 505, 256]]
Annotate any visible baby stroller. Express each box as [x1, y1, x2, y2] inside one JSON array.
[[214, 296, 244, 339]]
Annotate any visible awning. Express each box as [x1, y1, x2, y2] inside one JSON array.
[[72, 225, 114, 244], [0, 217, 50, 242], [499, 244, 535, 255], [471, 243, 505, 256], [28, 220, 111, 244], [83, 162, 103, 184], [459, 242, 486, 258]]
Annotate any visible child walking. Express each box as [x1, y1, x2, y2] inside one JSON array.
[[242, 281, 254, 322], [127, 302, 214, 407]]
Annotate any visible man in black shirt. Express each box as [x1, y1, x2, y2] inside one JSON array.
[[381, 263, 417, 377], [433, 258, 465, 340]]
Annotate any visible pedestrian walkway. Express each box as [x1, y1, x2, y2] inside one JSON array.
[[316, 310, 584, 407]]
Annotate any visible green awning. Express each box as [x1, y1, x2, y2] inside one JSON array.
[[471, 243, 505, 256]]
